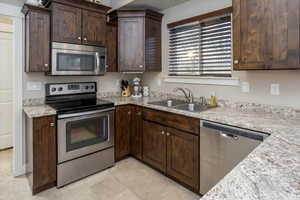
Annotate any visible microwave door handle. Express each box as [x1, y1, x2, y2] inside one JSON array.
[[95, 52, 100, 72]]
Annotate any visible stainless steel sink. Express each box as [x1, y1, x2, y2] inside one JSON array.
[[173, 103, 210, 112], [149, 99, 186, 107], [148, 99, 210, 113]]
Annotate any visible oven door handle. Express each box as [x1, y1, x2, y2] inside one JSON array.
[[58, 108, 115, 119]]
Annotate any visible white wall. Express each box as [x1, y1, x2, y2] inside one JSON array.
[[143, 0, 300, 109]]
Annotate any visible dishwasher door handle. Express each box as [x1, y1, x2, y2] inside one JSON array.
[[220, 132, 239, 140]]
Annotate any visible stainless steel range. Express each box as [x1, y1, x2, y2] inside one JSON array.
[[46, 82, 115, 188]]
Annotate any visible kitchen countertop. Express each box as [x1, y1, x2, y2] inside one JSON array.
[[23, 96, 300, 199], [23, 104, 56, 118]]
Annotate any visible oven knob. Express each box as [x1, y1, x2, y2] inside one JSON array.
[[58, 87, 63, 92], [51, 88, 56, 92], [90, 85, 94, 90], [85, 86, 89, 90]]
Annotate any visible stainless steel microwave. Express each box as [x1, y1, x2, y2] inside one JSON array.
[[50, 42, 107, 76]]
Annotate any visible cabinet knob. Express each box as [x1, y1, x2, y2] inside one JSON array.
[[137, 112, 142, 116], [78, 37, 82, 40], [139, 65, 143, 68], [161, 131, 165, 135], [83, 37, 87, 41], [105, 65, 109, 69], [44, 64, 48, 67], [128, 111, 131, 115], [50, 122, 55, 127], [166, 132, 170, 136], [234, 60, 239, 64]]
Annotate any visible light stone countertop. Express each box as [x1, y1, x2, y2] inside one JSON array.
[[23, 96, 300, 199], [23, 104, 56, 118], [101, 96, 300, 200]]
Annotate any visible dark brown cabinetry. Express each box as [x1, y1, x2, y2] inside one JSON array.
[[22, 5, 51, 72], [106, 22, 118, 72], [115, 105, 131, 161], [51, 3, 82, 44], [115, 106, 199, 192], [115, 10, 163, 72], [25, 115, 57, 194], [142, 108, 199, 191], [115, 105, 143, 161], [50, 0, 110, 46], [166, 127, 199, 191], [233, 0, 300, 70], [131, 106, 143, 160], [143, 120, 167, 172]]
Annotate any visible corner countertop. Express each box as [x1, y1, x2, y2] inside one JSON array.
[[102, 96, 300, 200], [23, 96, 300, 199]]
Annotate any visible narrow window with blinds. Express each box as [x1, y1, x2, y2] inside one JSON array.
[[168, 15, 232, 76]]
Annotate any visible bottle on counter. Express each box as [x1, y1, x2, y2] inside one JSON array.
[[210, 92, 218, 108]]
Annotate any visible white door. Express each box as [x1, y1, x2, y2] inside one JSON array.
[[0, 18, 13, 150]]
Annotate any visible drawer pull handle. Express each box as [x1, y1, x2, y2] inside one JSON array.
[[161, 131, 165, 135], [50, 123, 55, 127], [166, 132, 170, 136]]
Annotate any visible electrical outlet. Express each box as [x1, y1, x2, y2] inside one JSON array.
[[241, 82, 250, 93], [270, 84, 280, 96], [115, 80, 120, 87], [27, 81, 42, 91]]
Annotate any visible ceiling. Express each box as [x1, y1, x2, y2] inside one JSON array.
[[123, 0, 191, 11]]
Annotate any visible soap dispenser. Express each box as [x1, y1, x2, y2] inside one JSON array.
[[210, 92, 218, 108]]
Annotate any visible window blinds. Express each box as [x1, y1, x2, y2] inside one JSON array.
[[168, 15, 232, 76]]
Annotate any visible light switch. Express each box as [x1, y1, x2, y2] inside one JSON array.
[[270, 84, 280, 96], [27, 81, 42, 91], [241, 82, 250, 93]]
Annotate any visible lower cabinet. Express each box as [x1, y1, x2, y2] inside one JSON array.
[[25, 115, 57, 194], [166, 127, 199, 191], [115, 105, 132, 161], [142, 120, 167, 172], [115, 106, 199, 192], [130, 106, 143, 160], [116, 105, 143, 161]]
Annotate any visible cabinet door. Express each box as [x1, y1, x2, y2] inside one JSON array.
[[145, 18, 162, 72], [52, 3, 82, 44], [142, 120, 166, 173], [118, 17, 145, 72], [106, 23, 118, 72], [26, 10, 50, 72], [116, 106, 132, 161], [82, 10, 106, 47], [130, 106, 143, 160], [33, 116, 56, 191], [166, 127, 199, 191], [233, 0, 300, 70]]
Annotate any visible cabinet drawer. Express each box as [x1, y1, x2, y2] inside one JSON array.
[[143, 108, 199, 135]]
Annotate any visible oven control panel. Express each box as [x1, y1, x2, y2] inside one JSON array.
[[46, 82, 97, 96]]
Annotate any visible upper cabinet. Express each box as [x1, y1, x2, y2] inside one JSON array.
[[50, 0, 110, 46], [233, 0, 300, 70], [112, 10, 163, 73], [22, 5, 51, 72]]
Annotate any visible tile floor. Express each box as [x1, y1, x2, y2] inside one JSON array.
[[0, 149, 200, 200]]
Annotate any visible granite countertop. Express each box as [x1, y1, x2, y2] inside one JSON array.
[[101, 96, 300, 200], [23, 96, 300, 199], [23, 105, 56, 118]]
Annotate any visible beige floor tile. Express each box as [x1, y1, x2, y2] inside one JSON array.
[[0, 150, 200, 200]]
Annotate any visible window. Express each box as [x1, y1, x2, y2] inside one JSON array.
[[168, 14, 232, 77]]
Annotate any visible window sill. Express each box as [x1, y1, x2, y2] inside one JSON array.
[[163, 76, 240, 86]]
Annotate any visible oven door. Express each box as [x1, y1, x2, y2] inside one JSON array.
[[51, 43, 107, 76], [57, 108, 115, 163]]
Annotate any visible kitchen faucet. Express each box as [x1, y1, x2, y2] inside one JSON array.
[[173, 88, 194, 104]]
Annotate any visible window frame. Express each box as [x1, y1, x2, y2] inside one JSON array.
[[167, 7, 233, 77]]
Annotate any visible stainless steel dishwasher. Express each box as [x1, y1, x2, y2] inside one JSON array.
[[199, 120, 269, 195]]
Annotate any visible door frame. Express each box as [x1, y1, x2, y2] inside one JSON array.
[[0, 2, 24, 176]]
